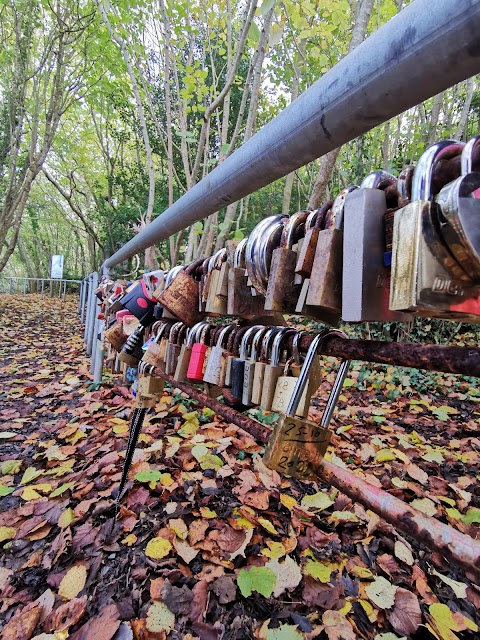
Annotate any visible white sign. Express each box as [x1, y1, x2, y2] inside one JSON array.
[[50, 255, 64, 279]]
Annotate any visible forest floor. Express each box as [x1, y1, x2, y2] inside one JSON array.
[[0, 294, 479, 640]]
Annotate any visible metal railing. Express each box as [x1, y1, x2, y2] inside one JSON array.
[[0, 276, 82, 300]]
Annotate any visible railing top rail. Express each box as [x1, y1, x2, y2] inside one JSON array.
[[105, 0, 480, 269]]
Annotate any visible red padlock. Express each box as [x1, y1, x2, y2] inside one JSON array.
[[186, 324, 211, 381]]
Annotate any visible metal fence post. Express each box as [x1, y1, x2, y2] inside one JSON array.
[[80, 278, 87, 324], [84, 274, 95, 352]]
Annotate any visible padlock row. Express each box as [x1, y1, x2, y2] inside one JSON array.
[[108, 319, 345, 415], [97, 134, 480, 328], [126, 320, 351, 480]]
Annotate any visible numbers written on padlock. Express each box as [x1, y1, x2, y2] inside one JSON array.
[[264, 332, 350, 481]]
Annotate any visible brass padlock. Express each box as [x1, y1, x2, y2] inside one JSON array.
[[263, 333, 350, 481], [205, 250, 228, 314], [164, 322, 186, 375], [105, 321, 127, 352], [251, 327, 282, 405], [259, 327, 296, 412], [136, 365, 164, 409], [305, 187, 357, 325], [142, 321, 172, 367], [264, 211, 310, 312], [158, 258, 205, 326], [390, 140, 479, 317]]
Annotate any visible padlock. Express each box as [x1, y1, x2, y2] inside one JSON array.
[[206, 250, 228, 314], [173, 322, 208, 382], [230, 326, 264, 403], [259, 327, 296, 412], [164, 322, 185, 374], [265, 211, 310, 312], [228, 240, 270, 318], [166, 324, 188, 375], [203, 325, 234, 386], [143, 270, 165, 299], [390, 140, 480, 316], [295, 202, 333, 277], [120, 279, 157, 325], [158, 258, 205, 326], [251, 327, 282, 405], [118, 325, 146, 366], [224, 325, 248, 387], [342, 171, 413, 322], [242, 326, 270, 405], [136, 370, 164, 409], [153, 266, 182, 318], [263, 333, 350, 480], [435, 136, 480, 282], [186, 323, 212, 381], [105, 320, 127, 352], [305, 187, 357, 325], [245, 215, 285, 297], [142, 321, 172, 367]]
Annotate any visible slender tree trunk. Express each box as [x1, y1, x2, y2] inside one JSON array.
[[456, 78, 475, 140], [307, 0, 376, 209], [427, 91, 445, 145]]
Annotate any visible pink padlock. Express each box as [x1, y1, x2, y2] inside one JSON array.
[[186, 324, 210, 381]]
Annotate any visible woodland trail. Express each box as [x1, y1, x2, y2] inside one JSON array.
[[0, 294, 479, 640]]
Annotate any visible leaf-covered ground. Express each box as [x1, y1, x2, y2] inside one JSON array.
[[0, 293, 479, 640]]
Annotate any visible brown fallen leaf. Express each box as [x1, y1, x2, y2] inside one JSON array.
[[69, 603, 120, 640], [212, 576, 236, 604], [387, 587, 422, 636], [50, 596, 87, 631], [1, 603, 43, 640], [321, 610, 356, 640]]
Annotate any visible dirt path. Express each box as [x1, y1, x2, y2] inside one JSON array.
[[0, 294, 479, 640]]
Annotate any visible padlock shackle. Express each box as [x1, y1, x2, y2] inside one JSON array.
[[397, 165, 414, 208], [283, 210, 310, 249], [187, 321, 209, 346], [360, 170, 397, 191], [239, 325, 264, 360], [260, 327, 282, 362], [320, 358, 351, 428], [271, 327, 296, 366], [330, 186, 357, 230], [461, 135, 480, 175], [285, 329, 348, 417], [292, 331, 305, 365], [233, 239, 247, 268], [185, 257, 206, 278], [245, 215, 285, 295], [412, 140, 465, 201], [249, 326, 270, 359], [165, 265, 184, 287], [217, 324, 234, 349], [312, 200, 334, 231]]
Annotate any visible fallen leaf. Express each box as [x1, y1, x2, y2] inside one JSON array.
[[145, 537, 172, 560], [300, 492, 334, 511], [365, 576, 398, 609], [394, 541, 414, 566], [237, 566, 276, 598], [387, 588, 422, 636], [0, 526, 16, 543], [265, 555, 302, 597], [58, 564, 87, 600], [431, 568, 468, 598], [146, 602, 175, 633], [322, 610, 356, 640]]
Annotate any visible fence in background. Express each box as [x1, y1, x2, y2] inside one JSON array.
[[0, 277, 82, 300]]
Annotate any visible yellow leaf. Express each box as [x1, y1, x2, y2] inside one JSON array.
[[122, 534, 138, 546], [328, 511, 360, 524], [261, 541, 287, 559], [113, 423, 129, 435], [145, 537, 172, 560], [0, 527, 16, 543], [21, 487, 42, 501], [359, 599, 377, 622], [200, 507, 217, 519], [375, 449, 396, 463], [279, 494, 297, 511], [336, 424, 353, 434], [303, 560, 332, 583], [159, 473, 174, 487], [58, 565, 87, 600], [365, 576, 397, 609], [20, 467, 44, 485], [58, 508, 76, 528], [29, 483, 52, 494], [338, 601, 353, 616], [411, 498, 437, 517], [352, 566, 375, 579], [257, 517, 279, 535], [65, 429, 87, 444], [146, 601, 175, 633], [139, 434, 151, 444], [301, 492, 334, 511]]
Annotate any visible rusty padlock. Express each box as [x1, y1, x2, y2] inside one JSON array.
[[158, 258, 205, 326]]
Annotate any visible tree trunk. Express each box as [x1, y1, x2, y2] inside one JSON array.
[[307, 0, 376, 209]]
